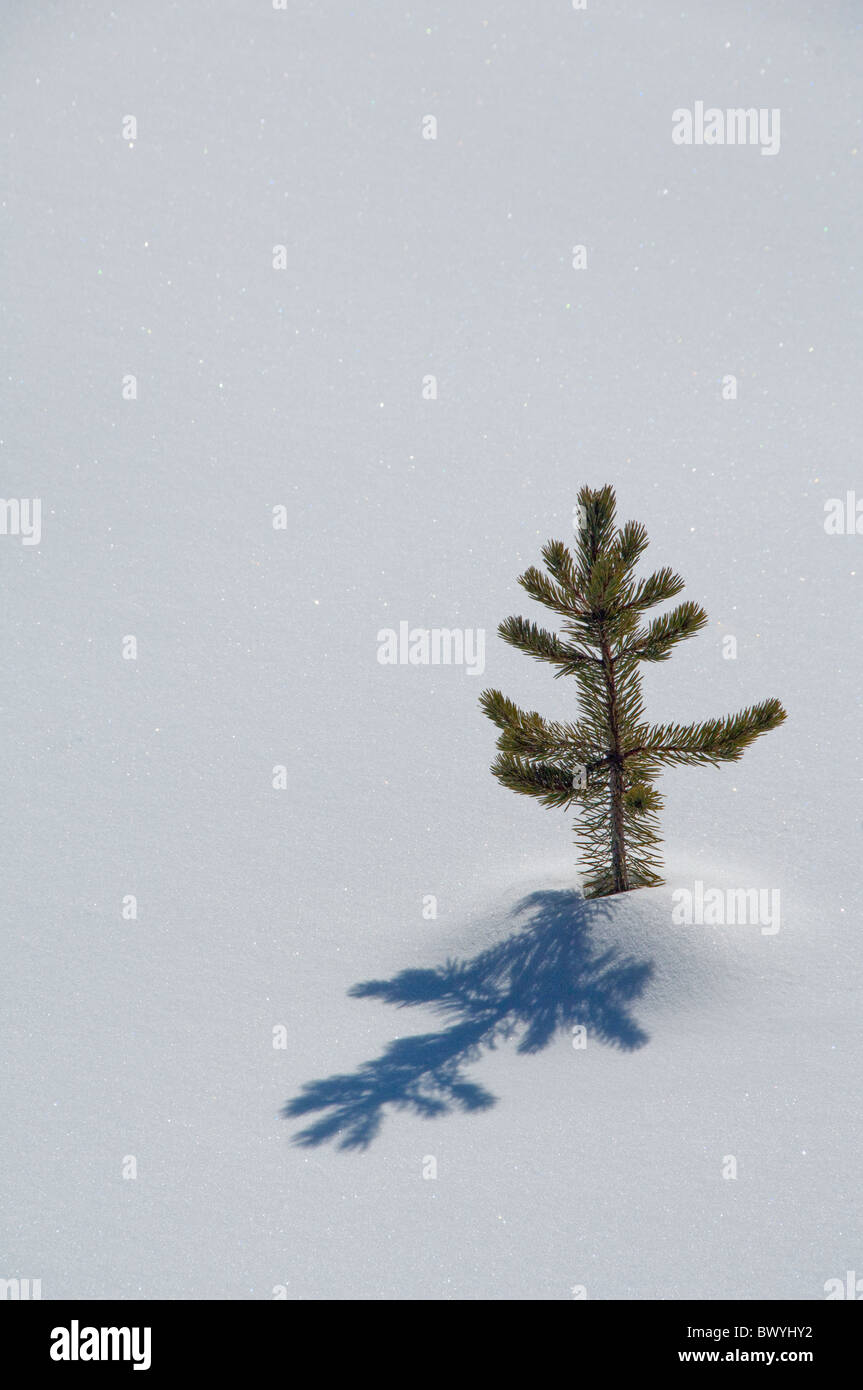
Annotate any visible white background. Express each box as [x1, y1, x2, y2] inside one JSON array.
[[1, 1, 861, 1299]]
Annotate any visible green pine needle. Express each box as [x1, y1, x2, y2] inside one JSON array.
[[479, 485, 787, 897]]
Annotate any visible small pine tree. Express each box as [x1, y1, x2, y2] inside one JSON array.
[[480, 484, 787, 898]]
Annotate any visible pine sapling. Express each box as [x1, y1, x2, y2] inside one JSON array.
[[480, 484, 787, 898]]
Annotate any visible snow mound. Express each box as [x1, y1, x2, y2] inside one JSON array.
[[284, 857, 797, 1152]]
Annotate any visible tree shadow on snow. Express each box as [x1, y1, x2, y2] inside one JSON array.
[[283, 889, 654, 1150]]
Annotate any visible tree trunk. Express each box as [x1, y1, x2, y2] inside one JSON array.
[[609, 756, 629, 893], [600, 631, 630, 893]]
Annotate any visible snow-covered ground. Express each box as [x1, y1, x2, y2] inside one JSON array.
[[1, 1, 861, 1300]]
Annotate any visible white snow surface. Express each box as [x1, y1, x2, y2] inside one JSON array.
[[1, 1, 861, 1300]]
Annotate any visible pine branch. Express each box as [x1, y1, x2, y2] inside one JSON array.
[[498, 615, 595, 672], [553, 652, 600, 680], [621, 566, 685, 613], [621, 601, 708, 662], [576, 483, 617, 562], [517, 566, 576, 617], [584, 554, 627, 612], [478, 687, 528, 731], [479, 688, 600, 766], [615, 520, 649, 571], [489, 753, 580, 809], [540, 540, 584, 605], [625, 698, 787, 766]]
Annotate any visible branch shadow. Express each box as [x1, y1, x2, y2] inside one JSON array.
[[283, 889, 655, 1150]]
